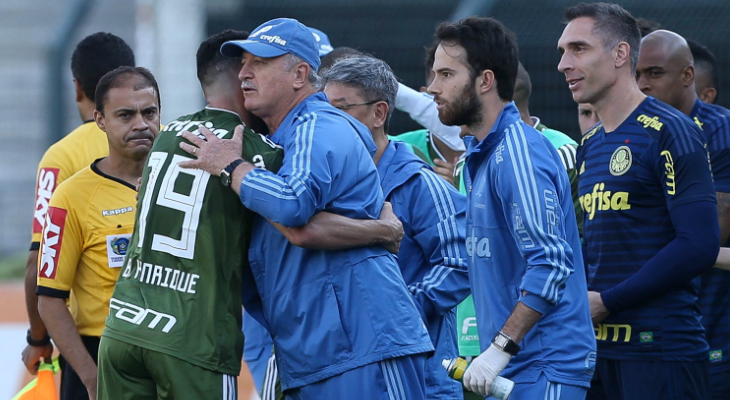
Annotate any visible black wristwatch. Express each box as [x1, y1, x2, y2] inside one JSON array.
[[220, 159, 245, 187], [26, 329, 51, 347], [492, 331, 520, 356]]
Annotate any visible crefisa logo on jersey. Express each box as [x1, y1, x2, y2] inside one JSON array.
[[39, 206, 67, 279], [107, 234, 132, 268], [33, 168, 59, 234], [609, 145, 632, 176]]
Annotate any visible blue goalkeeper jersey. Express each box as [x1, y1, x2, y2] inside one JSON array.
[[691, 99, 730, 370], [464, 102, 595, 388], [578, 97, 716, 361]]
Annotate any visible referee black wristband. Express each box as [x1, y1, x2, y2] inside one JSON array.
[[26, 329, 51, 347]]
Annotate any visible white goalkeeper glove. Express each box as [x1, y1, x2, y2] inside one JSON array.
[[463, 343, 512, 395]]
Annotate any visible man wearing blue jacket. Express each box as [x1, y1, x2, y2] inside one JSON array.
[[317, 55, 471, 399], [178, 18, 433, 400], [427, 17, 596, 399]]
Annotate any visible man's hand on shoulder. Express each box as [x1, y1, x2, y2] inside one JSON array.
[[179, 125, 245, 175]]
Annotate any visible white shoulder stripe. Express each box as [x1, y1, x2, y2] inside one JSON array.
[[506, 124, 569, 303], [420, 168, 465, 265]]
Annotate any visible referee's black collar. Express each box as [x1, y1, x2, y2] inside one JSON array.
[[91, 158, 137, 191]]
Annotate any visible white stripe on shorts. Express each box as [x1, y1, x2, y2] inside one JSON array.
[[262, 353, 278, 400], [544, 381, 564, 400], [379, 359, 408, 400]]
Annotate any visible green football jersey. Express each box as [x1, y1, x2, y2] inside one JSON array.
[[389, 129, 436, 166], [103, 107, 283, 375]]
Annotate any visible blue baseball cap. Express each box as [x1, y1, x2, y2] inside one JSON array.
[[220, 18, 321, 71], [308, 27, 333, 57]]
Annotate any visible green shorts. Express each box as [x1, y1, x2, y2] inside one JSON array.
[[97, 336, 237, 400]]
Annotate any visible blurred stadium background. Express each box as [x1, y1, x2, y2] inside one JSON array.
[[0, 0, 728, 398]]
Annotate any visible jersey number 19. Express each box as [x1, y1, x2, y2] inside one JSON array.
[[137, 152, 210, 260]]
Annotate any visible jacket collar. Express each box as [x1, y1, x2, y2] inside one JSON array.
[[378, 140, 430, 197], [270, 92, 329, 143], [465, 101, 521, 157]]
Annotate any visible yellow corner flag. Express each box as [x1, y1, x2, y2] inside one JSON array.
[[11, 358, 60, 400]]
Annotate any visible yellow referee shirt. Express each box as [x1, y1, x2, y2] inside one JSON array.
[[31, 121, 109, 247], [36, 160, 136, 337]]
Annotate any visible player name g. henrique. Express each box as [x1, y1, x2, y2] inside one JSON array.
[[122, 258, 199, 294]]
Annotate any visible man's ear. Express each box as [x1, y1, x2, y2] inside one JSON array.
[[293, 63, 310, 90], [477, 69, 495, 95], [373, 101, 388, 130], [74, 78, 85, 103], [682, 65, 695, 88], [614, 42, 631, 69], [93, 109, 106, 132], [699, 87, 718, 104]]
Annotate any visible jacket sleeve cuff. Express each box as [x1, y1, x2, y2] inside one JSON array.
[[599, 288, 622, 313], [519, 293, 551, 315]]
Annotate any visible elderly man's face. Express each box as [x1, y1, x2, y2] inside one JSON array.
[[238, 52, 296, 121]]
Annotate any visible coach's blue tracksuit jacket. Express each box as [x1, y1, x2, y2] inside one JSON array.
[[378, 140, 470, 399], [463, 102, 596, 388], [238, 92, 433, 390]]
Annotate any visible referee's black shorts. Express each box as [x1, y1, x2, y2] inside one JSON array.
[[58, 335, 101, 400]]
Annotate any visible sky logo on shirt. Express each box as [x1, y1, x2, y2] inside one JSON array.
[[33, 168, 59, 234], [39, 207, 67, 279]]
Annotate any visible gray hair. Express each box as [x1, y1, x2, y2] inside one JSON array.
[[320, 56, 398, 133], [283, 53, 322, 90]]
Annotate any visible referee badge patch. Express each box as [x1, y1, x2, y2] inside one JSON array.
[[609, 146, 632, 176], [710, 350, 723, 362], [107, 234, 131, 268]]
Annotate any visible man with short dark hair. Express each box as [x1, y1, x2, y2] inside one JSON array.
[[636, 29, 730, 400], [180, 18, 433, 399], [22, 31, 135, 379], [688, 38, 719, 104], [429, 16, 594, 398], [318, 46, 363, 72], [635, 17, 661, 37], [96, 31, 284, 400], [37, 66, 159, 400], [559, 3, 720, 400]]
